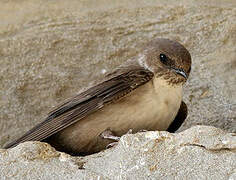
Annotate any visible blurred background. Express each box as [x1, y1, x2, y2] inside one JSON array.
[[0, 0, 235, 148]]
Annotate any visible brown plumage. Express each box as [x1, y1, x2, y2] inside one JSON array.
[[5, 38, 191, 155]]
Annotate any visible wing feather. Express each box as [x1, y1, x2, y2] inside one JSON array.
[[5, 67, 153, 148]]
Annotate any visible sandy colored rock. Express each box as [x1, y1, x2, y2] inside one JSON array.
[[0, 142, 105, 180], [0, 126, 235, 179], [0, 0, 235, 147], [84, 126, 236, 179]]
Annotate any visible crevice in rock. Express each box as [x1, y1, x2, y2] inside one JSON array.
[[184, 143, 235, 152]]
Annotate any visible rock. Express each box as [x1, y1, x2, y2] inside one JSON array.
[[0, 0, 235, 148], [0, 142, 104, 179], [0, 126, 235, 179], [0, 1, 235, 178]]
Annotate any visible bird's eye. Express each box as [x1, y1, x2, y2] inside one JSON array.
[[187, 66, 191, 73], [160, 54, 168, 64]]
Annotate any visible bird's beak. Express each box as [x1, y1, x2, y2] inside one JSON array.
[[172, 67, 188, 79]]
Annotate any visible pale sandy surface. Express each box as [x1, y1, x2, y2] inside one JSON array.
[[0, 0, 235, 147], [0, 126, 235, 179]]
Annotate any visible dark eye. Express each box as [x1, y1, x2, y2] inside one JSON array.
[[187, 66, 191, 73], [160, 54, 168, 64]]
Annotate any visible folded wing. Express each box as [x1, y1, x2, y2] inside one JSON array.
[[5, 66, 153, 148]]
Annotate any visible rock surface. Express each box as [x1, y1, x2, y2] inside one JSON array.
[[0, 0, 235, 147], [0, 1, 236, 179], [0, 126, 235, 179]]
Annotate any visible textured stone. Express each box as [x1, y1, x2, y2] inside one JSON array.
[[0, 142, 105, 179], [0, 0, 235, 147], [0, 1, 235, 179], [0, 126, 235, 179]]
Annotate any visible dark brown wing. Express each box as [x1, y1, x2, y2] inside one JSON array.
[[5, 66, 153, 148], [167, 101, 188, 133]]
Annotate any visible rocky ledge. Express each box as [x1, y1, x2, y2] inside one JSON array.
[[0, 126, 235, 180]]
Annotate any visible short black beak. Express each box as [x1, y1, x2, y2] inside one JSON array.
[[172, 68, 187, 79]]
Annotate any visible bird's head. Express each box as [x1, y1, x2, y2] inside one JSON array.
[[141, 38, 192, 84]]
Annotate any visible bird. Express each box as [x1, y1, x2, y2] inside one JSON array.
[[4, 38, 192, 155]]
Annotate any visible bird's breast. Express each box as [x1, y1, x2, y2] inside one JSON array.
[[108, 77, 183, 134], [51, 77, 183, 154]]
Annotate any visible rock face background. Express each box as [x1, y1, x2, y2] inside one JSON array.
[[0, 0, 235, 179], [0, 0, 235, 146]]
